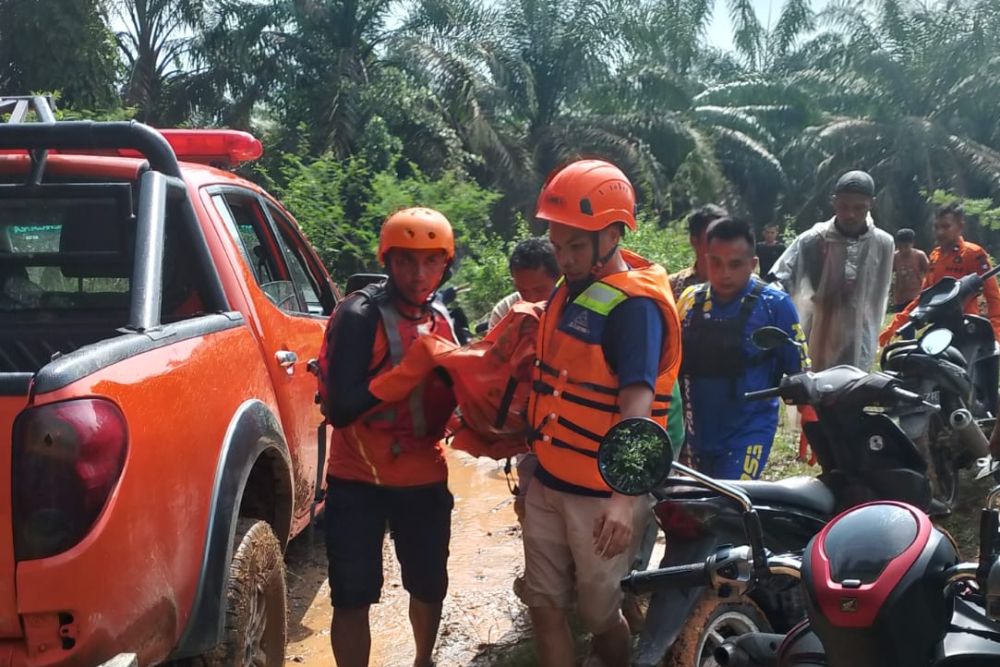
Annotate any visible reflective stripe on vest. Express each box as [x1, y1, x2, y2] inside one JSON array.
[[574, 281, 629, 315]]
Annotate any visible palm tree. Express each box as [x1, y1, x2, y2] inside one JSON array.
[[399, 0, 652, 220], [777, 0, 1000, 228], [400, 0, 822, 225], [184, 0, 462, 170], [113, 0, 204, 123]]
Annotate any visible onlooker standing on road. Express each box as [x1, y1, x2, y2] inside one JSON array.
[[755, 223, 786, 279], [770, 170, 894, 371], [890, 228, 928, 312], [669, 204, 727, 298], [487, 237, 560, 331], [667, 204, 727, 464]]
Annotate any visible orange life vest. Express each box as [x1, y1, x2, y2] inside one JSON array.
[[529, 250, 682, 492], [329, 291, 457, 487]]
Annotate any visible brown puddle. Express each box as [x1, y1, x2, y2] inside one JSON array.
[[283, 450, 529, 666]]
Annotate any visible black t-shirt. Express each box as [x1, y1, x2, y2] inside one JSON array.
[[756, 242, 786, 279]]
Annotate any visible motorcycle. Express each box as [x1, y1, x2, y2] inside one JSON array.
[[883, 327, 995, 506], [628, 329, 939, 667], [600, 417, 1000, 667], [886, 263, 1000, 419], [881, 264, 1000, 505]]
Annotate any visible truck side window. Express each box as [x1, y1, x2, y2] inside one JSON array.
[[263, 203, 333, 317], [212, 192, 303, 314]]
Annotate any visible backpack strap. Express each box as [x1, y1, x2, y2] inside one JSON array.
[[372, 298, 428, 437], [693, 283, 710, 316], [374, 298, 406, 365], [741, 282, 775, 369], [738, 281, 765, 331]]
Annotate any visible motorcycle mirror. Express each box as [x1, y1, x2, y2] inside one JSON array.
[[751, 326, 794, 351], [597, 417, 673, 495], [918, 328, 954, 357]]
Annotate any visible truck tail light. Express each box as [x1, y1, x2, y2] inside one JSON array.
[[12, 399, 128, 560]]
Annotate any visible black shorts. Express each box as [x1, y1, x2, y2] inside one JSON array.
[[325, 478, 453, 608]]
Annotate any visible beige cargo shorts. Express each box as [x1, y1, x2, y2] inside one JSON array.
[[520, 480, 651, 634]]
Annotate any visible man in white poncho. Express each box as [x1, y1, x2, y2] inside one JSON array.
[[770, 171, 894, 371]]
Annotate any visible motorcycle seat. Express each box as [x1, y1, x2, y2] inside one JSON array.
[[728, 476, 835, 517]]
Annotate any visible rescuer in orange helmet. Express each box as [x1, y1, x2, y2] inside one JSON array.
[[520, 159, 682, 667], [318, 207, 458, 667]]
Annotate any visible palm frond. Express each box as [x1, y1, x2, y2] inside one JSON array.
[[693, 105, 776, 147], [772, 0, 815, 55], [728, 0, 764, 68]]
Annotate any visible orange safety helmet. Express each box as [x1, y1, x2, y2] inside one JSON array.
[[377, 207, 456, 264], [535, 159, 637, 232]]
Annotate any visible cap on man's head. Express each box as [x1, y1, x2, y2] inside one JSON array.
[[834, 170, 876, 197]]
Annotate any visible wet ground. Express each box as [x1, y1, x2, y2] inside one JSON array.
[[280, 422, 989, 667], [283, 451, 533, 667]]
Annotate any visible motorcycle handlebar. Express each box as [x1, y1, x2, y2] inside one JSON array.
[[745, 387, 781, 401], [621, 561, 708, 595]]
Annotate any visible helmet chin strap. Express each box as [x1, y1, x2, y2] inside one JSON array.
[[589, 231, 619, 277]]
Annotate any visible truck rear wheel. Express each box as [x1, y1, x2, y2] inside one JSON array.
[[196, 519, 286, 667]]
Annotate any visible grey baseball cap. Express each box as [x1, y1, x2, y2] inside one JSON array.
[[834, 170, 875, 197]]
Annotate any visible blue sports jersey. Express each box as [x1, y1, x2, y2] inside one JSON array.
[[678, 277, 808, 475]]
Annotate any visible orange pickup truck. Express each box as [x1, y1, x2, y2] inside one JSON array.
[[0, 97, 336, 667]]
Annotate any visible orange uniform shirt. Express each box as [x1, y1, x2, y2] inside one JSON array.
[[883, 238, 1000, 342]]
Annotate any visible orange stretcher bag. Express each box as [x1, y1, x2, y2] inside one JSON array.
[[368, 300, 542, 460]]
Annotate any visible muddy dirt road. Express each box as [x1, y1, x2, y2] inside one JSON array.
[[283, 451, 532, 667]]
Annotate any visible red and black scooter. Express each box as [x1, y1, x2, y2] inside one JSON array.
[[598, 418, 1000, 667], [629, 327, 940, 667]]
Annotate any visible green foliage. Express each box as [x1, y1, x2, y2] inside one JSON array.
[[624, 217, 695, 275], [0, 0, 120, 110], [928, 190, 1000, 232], [14, 0, 1000, 279], [271, 151, 501, 286], [452, 220, 531, 320], [365, 168, 500, 243]]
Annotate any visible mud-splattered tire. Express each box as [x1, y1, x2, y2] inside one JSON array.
[[664, 594, 772, 667], [195, 519, 287, 667]]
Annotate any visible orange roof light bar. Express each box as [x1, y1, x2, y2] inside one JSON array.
[[123, 129, 264, 166], [0, 128, 264, 167]]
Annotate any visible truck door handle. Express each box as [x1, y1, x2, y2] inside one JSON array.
[[275, 350, 298, 369]]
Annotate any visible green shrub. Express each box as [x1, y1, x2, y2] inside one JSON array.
[[623, 217, 694, 275], [269, 152, 501, 286]]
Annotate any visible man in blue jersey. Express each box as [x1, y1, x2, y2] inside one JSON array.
[[678, 217, 808, 479]]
